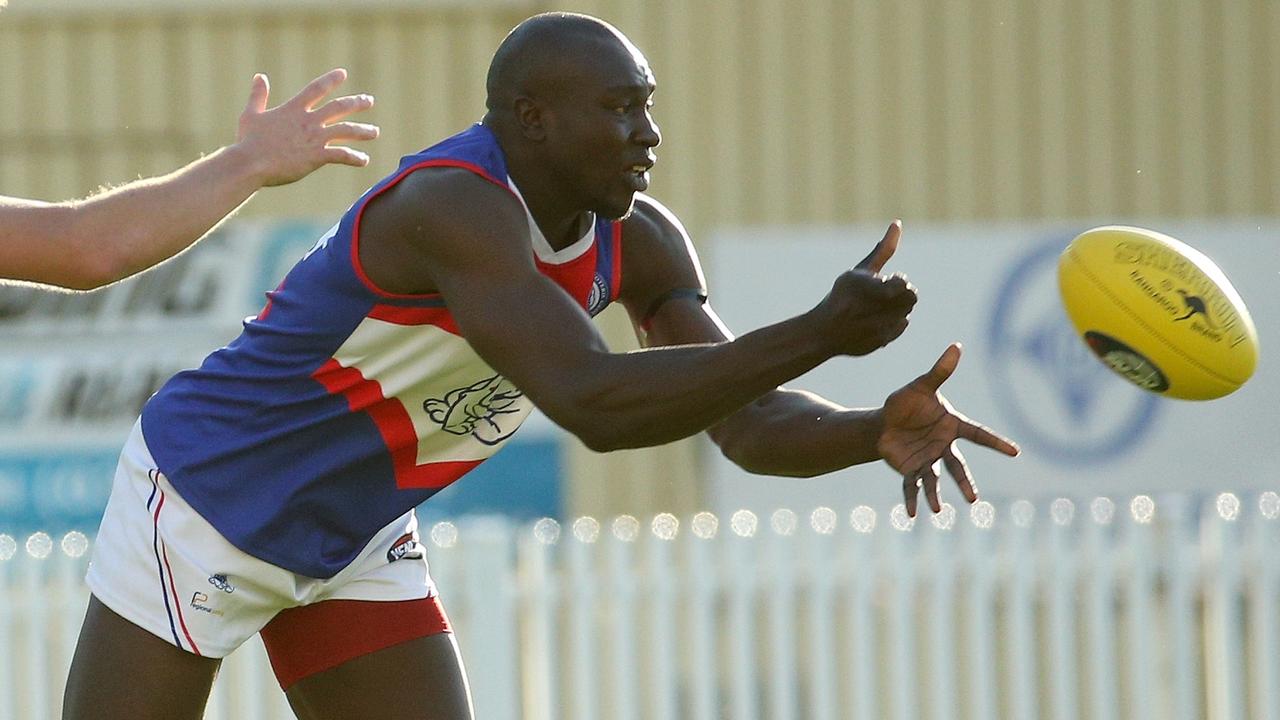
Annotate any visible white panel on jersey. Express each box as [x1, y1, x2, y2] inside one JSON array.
[[330, 318, 534, 465]]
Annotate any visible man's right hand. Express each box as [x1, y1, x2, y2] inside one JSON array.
[[808, 221, 918, 356]]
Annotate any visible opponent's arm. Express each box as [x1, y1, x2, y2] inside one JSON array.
[[356, 170, 916, 454], [621, 196, 1019, 516], [0, 69, 378, 291]]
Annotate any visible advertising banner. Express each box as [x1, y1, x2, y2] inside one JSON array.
[[705, 220, 1279, 515], [0, 221, 561, 534]]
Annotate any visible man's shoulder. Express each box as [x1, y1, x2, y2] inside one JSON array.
[[622, 193, 688, 247], [370, 164, 522, 230]]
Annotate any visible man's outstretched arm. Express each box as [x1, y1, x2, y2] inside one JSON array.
[[0, 68, 378, 291], [357, 170, 918, 455], [620, 196, 1019, 516]]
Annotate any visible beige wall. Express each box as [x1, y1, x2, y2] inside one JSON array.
[[4, 0, 1277, 517]]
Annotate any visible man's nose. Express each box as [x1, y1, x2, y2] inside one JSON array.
[[636, 112, 661, 148]]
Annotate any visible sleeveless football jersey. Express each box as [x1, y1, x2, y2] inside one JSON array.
[[141, 124, 622, 578]]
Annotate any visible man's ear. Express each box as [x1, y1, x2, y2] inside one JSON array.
[[513, 97, 546, 142]]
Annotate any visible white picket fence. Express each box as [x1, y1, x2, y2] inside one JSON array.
[[2, 493, 1278, 720]]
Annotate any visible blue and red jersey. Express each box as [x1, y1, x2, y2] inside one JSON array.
[[141, 124, 622, 578]]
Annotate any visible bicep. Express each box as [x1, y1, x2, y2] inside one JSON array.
[[618, 195, 726, 347], [641, 295, 734, 347]]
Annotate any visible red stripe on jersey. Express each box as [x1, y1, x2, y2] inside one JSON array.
[[393, 459, 483, 489], [535, 242, 598, 310], [312, 359, 479, 490], [368, 304, 460, 334]]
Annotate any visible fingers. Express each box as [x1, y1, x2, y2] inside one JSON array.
[[322, 121, 380, 143], [244, 73, 270, 115], [903, 475, 920, 519], [959, 419, 1021, 457], [321, 146, 372, 168], [288, 67, 350, 111], [313, 93, 376, 123], [943, 443, 978, 503], [913, 343, 962, 392], [855, 219, 902, 273], [921, 460, 942, 515], [883, 317, 910, 345], [902, 462, 940, 519]]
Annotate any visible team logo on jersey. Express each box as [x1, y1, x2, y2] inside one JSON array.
[[386, 532, 424, 563], [423, 374, 524, 445], [587, 273, 610, 316]]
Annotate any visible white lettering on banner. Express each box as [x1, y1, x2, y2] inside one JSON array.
[[47, 364, 179, 423]]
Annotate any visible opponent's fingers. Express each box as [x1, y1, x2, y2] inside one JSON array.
[[322, 121, 380, 143], [943, 443, 977, 503], [958, 419, 1020, 457], [921, 461, 942, 514], [312, 93, 375, 123], [903, 475, 920, 518], [855, 219, 901, 273], [243, 73, 270, 115], [288, 68, 349, 110], [320, 146, 372, 168]]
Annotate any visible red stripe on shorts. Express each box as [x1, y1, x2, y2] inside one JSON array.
[[259, 595, 452, 690]]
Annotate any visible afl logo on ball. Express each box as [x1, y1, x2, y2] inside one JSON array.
[[387, 533, 424, 563]]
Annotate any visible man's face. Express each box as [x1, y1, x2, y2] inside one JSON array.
[[538, 37, 661, 219]]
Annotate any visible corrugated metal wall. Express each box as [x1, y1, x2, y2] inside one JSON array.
[[3, 1, 1276, 517]]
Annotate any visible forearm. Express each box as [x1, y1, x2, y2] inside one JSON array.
[[60, 144, 265, 288], [709, 388, 885, 477], [539, 313, 836, 451]]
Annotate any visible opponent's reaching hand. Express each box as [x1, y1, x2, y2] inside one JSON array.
[[878, 343, 1020, 517], [235, 68, 380, 187], [809, 221, 918, 356]]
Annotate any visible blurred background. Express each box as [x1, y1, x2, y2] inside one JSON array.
[[0, 1, 1277, 718]]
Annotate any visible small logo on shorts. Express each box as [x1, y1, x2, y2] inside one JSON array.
[[387, 532, 424, 563], [208, 574, 236, 593], [190, 591, 224, 616]]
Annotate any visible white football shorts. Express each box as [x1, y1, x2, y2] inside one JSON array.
[[86, 420, 436, 658]]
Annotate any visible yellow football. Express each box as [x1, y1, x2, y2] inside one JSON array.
[[1057, 226, 1258, 400]]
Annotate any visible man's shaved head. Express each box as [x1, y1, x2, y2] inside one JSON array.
[[485, 12, 637, 116]]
